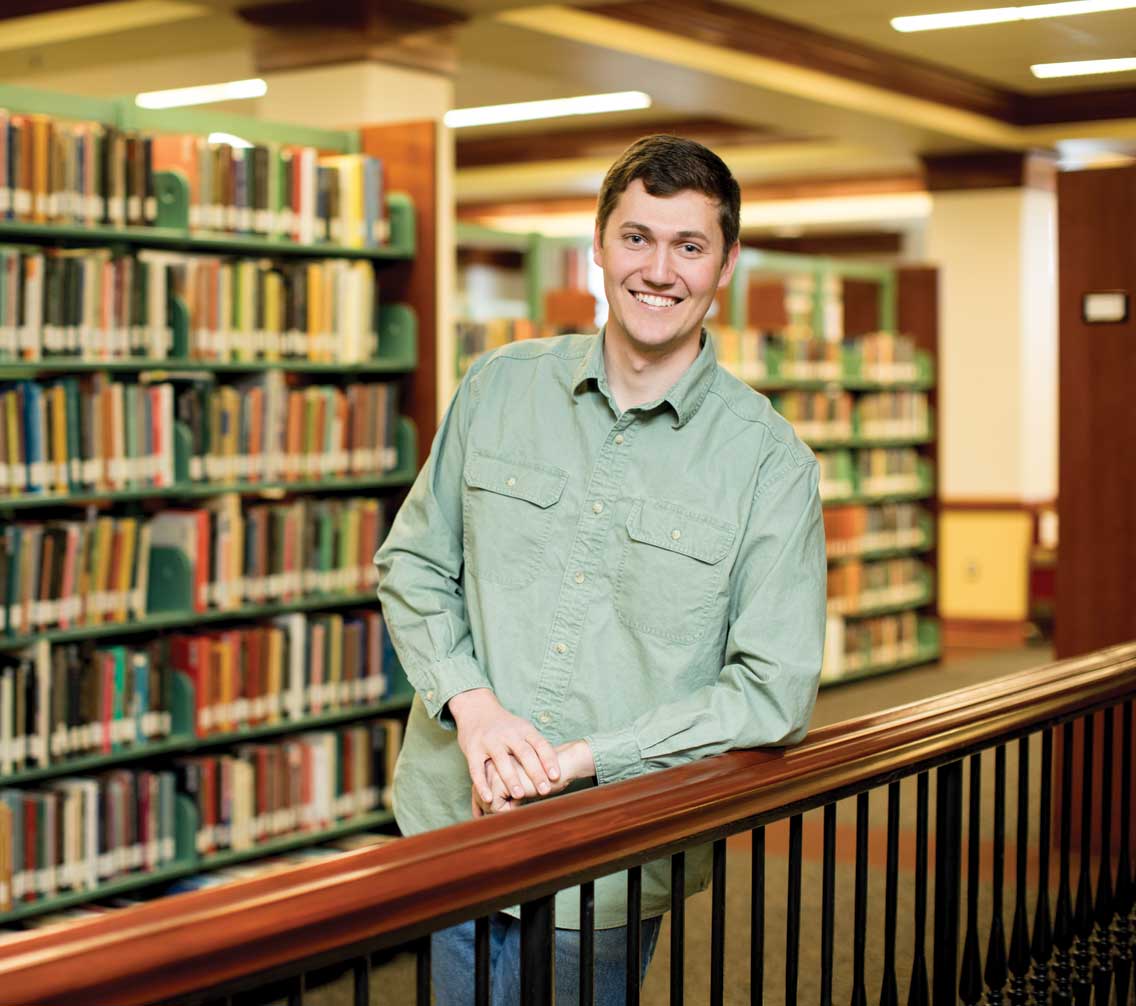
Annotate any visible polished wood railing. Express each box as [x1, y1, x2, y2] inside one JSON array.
[[1, 642, 1133, 1006]]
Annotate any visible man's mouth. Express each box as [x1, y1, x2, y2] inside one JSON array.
[[632, 291, 683, 309]]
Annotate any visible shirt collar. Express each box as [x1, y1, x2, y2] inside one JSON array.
[[572, 327, 719, 429]]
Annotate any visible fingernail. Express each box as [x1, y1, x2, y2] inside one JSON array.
[[549, 770, 560, 780], [539, 782, 550, 795], [513, 787, 524, 798], [482, 789, 492, 801]]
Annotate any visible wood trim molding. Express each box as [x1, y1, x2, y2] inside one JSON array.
[[743, 231, 903, 256], [939, 499, 1056, 513], [587, 0, 1134, 128], [456, 118, 792, 169], [942, 618, 1032, 649], [922, 152, 1057, 193], [1, 644, 1132, 1004]]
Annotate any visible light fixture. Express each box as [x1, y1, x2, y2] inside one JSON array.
[[444, 91, 651, 129], [208, 133, 254, 148], [135, 78, 267, 110], [1032, 56, 1136, 77], [892, 0, 1136, 32]]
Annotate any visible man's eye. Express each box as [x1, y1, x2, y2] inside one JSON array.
[[682, 243, 702, 254], [625, 233, 645, 245]]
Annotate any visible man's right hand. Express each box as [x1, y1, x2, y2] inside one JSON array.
[[447, 688, 561, 805]]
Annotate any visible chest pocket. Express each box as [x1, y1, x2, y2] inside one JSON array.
[[616, 499, 737, 643], [463, 451, 568, 588]]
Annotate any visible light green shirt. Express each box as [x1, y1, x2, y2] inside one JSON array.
[[374, 330, 826, 928]]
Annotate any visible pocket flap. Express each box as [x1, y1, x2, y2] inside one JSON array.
[[626, 499, 736, 564], [464, 451, 568, 509]]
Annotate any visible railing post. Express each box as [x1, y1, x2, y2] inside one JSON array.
[[934, 760, 965, 1006], [521, 894, 556, 1006]]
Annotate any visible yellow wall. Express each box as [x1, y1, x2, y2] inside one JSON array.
[[939, 511, 1032, 620]]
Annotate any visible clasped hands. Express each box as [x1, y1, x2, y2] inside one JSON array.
[[448, 688, 595, 818]]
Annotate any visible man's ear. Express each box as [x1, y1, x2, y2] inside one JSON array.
[[717, 240, 741, 290], [592, 223, 603, 268]]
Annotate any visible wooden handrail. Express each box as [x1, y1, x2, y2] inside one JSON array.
[[2, 642, 1134, 1005]]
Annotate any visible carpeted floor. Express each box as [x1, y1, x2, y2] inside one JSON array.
[[311, 641, 1058, 1005]]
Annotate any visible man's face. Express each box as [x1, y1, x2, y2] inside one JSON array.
[[594, 178, 739, 358]]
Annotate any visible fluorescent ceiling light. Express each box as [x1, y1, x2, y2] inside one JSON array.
[[893, 0, 1136, 31], [444, 91, 651, 129], [1032, 56, 1136, 77], [136, 78, 267, 110], [208, 133, 254, 149]]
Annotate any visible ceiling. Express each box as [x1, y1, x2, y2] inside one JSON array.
[[2, 0, 1135, 237]]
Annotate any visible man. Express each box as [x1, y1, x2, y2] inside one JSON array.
[[374, 134, 827, 1004]]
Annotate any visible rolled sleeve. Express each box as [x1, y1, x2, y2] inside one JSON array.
[[375, 361, 491, 726]]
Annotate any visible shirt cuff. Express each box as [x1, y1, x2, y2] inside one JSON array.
[[584, 725, 643, 786], [417, 654, 493, 727]]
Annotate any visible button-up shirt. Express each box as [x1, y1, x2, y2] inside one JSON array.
[[374, 330, 826, 928]]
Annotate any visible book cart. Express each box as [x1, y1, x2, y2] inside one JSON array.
[[0, 84, 437, 923], [716, 248, 941, 685]]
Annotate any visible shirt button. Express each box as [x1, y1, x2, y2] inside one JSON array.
[[614, 434, 625, 445], [671, 529, 682, 540], [538, 712, 551, 725], [574, 571, 585, 584], [426, 690, 435, 701], [555, 642, 568, 654], [505, 477, 516, 487], [592, 501, 604, 514]]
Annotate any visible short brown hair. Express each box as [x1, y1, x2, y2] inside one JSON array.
[[596, 134, 741, 258]]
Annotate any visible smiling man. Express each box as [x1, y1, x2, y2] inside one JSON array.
[[374, 135, 827, 1005]]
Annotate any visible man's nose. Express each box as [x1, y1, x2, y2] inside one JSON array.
[[641, 246, 675, 286]]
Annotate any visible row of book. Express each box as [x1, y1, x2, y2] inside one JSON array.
[[0, 374, 400, 498], [0, 769, 177, 911], [0, 247, 172, 361], [858, 331, 921, 383], [821, 611, 923, 682], [0, 608, 394, 774], [176, 375, 400, 485], [776, 390, 929, 443], [152, 134, 389, 247], [178, 255, 380, 363], [773, 389, 853, 442], [823, 502, 929, 559], [0, 495, 388, 634], [0, 111, 390, 247], [746, 273, 836, 341], [1, 378, 176, 496], [0, 113, 156, 228], [179, 718, 401, 857], [826, 557, 930, 616], [455, 318, 554, 378], [0, 717, 403, 911], [0, 247, 391, 365], [169, 611, 392, 739], [816, 448, 927, 501], [855, 392, 930, 439]]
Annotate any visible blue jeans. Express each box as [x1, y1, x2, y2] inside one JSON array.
[[432, 912, 663, 1006]]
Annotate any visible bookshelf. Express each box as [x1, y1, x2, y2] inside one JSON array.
[[0, 85, 437, 923], [712, 249, 941, 686]]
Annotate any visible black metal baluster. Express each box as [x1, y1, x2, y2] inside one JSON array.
[[288, 975, 304, 1006], [521, 894, 555, 1006], [852, 794, 869, 1006], [1032, 728, 1055, 1006], [985, 745, 1009, 1006], [628, 866, 643, 1006], [934, 761, 964, 1006], [1007, 737, 1031, 1006], [1092, 709, 1115, 1006], [416, 935, 432, 1006], [787, 816, 803, 1006], [753, 826, 766, 1006], [476, 915, 491, 1006], [960, 755, 984, 1006], [881, 783, 901, 1006], [581, 882, 595, 1006], [1072, 717, 1096, 1006], [670, 854, 684, 1006], [1053, 722, 1076, 1006], [909, 773, 930, 1006], [712, 838, 728, 1006], [1113, 701, 1133, 1006], [352, 956, 369, 1006], [821, 802, 837, 1006]]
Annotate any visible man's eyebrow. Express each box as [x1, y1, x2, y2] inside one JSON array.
[[618, 221, 711, 241]]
